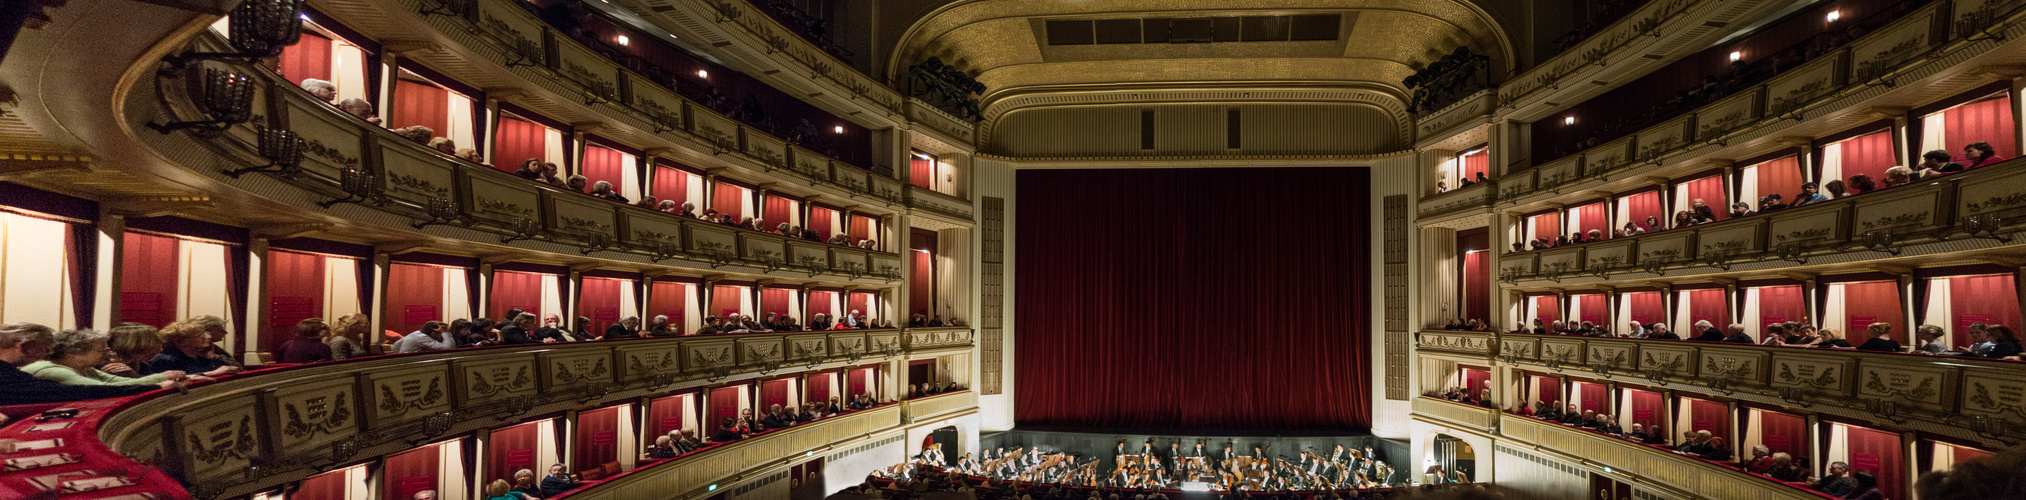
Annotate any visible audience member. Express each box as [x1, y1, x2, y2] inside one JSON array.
[[23, 328, 187, 389], [456, 148, 486, 164], [1914, 324, 1947, 353], [513, 159, 543, 180], [337, 98, 381, 124], [1824, 179, 1847, 198], [540, 464, 580, 497], [1689, 199, 1717, 223], [604, 316, 642, 340], [1811, 328, 1852, 349], [1880, 166, 1913, 188], [643, 435, 678, 460], [0, 323, 161, 404], [1846, 175, 1876, 196], [1854, 322, 1901, 352], [1650, 323, 1680, 340], [1721, 323, 1754, 344], [301, 79, 338, 102], [481, 479, 529, 500], [1690, 320, 1724, 342], [102, 323, 167, 378], [394, 125, 434, 144], [567, 175, 588, 193], [327, 314, 369, 360], [1644, 215, 1662, 233], [1672, 211, 1694, 229], [511, 469, 543, 498], [393, 321, 455, 353], [1914, 441, 2026, 499], [540, 163, 567, 188], [499, 314, 542, 345], [1981, 325, 2021, 358], [1728, 202, 1753, 218], [276, 318, 335, 363], [590, 181, 629, 203], [1795, 181, 1831, 205], [1914, 149, 1964, 179], [1758, 194, 1787, 212], [150, 320, 242, 376], [427, 137, 457, 155], [1963, 141, 2006, 169], [1843, 472, 1882, 500]]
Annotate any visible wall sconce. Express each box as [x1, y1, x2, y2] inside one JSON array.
[[318, 168, 381, 208], [1826, 10, 1841, 23], [1960, 213, 2013, 243], [165, 0, 306, 71], [225, 128, 303, 177], [1861, 229, 1902, 255], [833, 126, 845, 134], [411, 196, 465, 230], [1729, 51, 1743, 62], [150, 69, 254, 133], [697, 69, 709, 79], [615, 35, 629, 46], [1563, 116, 1577, 126]]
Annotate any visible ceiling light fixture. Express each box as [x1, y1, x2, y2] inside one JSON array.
[[833, 126, 845, 134], [615, 35, 629, 46], [1826, 10, 1840, 22], [697, 69, 709, 78], [1563, 116, 1577, 126], [1729, 51, 1742, 62]]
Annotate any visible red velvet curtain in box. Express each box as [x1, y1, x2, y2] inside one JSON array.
[[1527, 213, 1560, 242], [579, 278, 622, 333], [1846, 425, 1904, 499], [490, 271, 545, 321], [1757, 410, 1807, 458], [710, 285, 744, 318], [806, 373, 832, 403], [763, 196, 795, 228], [295, 469, 349, 500], [383, 445, 439, 500], [651, 166, 692, 206], [1533, 377, 1561, 406], [1623, 191, 1663, 231], [1946, 96, 2017, 159], [1950, 275, 2024, 348], [1625, 291, 1664, 325], [1756, 285, 1807, 325], [848, 368, 872, 397], [385, 263, 443, 335], [1014, 168, 1370, 431], [1755, 156, 1805, 201], [265, 250, 325, 353], [119, 232, 180, 328], [1462, 251, 1490, 322], [391, 79, 450, 139], [277, 33, 332, 87], [493, 117, 548, 175], [1626, 389, 1663, 428], [1531, 295, 1560, 324], [761, 379, 791, 409], [709, 386, 743, 422], [1461, 368, 1489, 397], [712, 183, 746, 218], [580, 145, 628, 195], [1575, 294, 1607, 325], [910, 157, 934, 189], [849, 215, 872, 243], [1575, 382, 1607, 414], [848, 292, 871, 319], [1460, 150, 1489, 181], [1843, 281, 1904, 338], [910, 250, 933, 317], [1954, 446, 1993, 462], [573, 407, 620, 470], [1572, 202, 1608, 238], [1687, 289, 1730, 330], [760, 288, 790, 319], [647, 395, 688, 437], [648, 281, 687, 328], [807, 291, 836, 321], [488, 422, 540, 484], [1681, 175, 1727, 221], [810, 207, 837, 240], [1687, 398, 1730, 442], [1839, 131, 1897, 183]]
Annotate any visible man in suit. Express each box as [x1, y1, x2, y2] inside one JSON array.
[[761, 404, 792, 429], [1691, 320, 1726, 342], [540, 464, 580, 497], [693, 316, 724, 336], [499, 313, 541, 344], [1650, 323, 1682, 340], [604, 316, 642, 340], [1721, 323, 1756, 343]]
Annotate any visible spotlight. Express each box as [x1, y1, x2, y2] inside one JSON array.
[[1826, 10, 1840, 22], [1563, 116, 1576, 126], [615, 35, 629, 46], [697, 69, 709, 78], [833, 126, 845, 134], [1729, 51, 1742, 62], [913, 153, 932, 160]]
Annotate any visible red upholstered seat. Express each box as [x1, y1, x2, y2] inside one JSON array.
[[0, 403, 67, 421], [577, 467, 604, 481], [602, 462, 620, 478]]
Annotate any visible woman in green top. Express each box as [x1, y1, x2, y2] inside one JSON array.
[[23, 328, 190, 389], [482, 479, 534, 500]]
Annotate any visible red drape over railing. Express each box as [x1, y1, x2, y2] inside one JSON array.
[[806, 373, 832, 404], [810, 207, 837, 240], [1681, 175, 1727, 221], [807, 291, 836, 321], [1757, 410, 1807, 458], [648, 281, 687, 328], [265, 250, 325, 352], [580, 145, 628, 196], [490, 270, 544, 321], [383, 445, 439, 500], [1686, 398, 1730, 442], [760, 288, 790, 319], [1460, 149, 1490, 181], [391, 79, 450, 139], [488, 421, 539, 484], [1527, 213, 1560, 242], [1843, 281, 1904, 339], [712, 183, 746, 219], [1462, 251, 1489, 322], [1014, 168, 1370, 431], [295, 469, 348, 500], [848, 368, 872, 397], [761, 379, 791, 410], [910, 157, 934, 189], [1626, 389, 1663, 428], [1625, 291, 1664, 326], [1755, 156, 1805, 202], [763, 196, 794, 229], [1945, 96, 2017, 159], [1575, 382, 1607, 414], [1949, 275, 2024, 348], [1846, 424, 1904, 499], [709, 386, 743, 423], [849, 215, 873, 243], [1687, 289, 1730, 330], [651, 165, 693, 206], [710, 285, 744, 318], [910, 250, 933, 317], [579, 278, 622, 333], [1571, 202, 1608, 238], [573, 406, 620, 470], [277, 33, 332, 87], [1574, 294, 1607, 326], [1756, 285, 1807, 325], [1838, 131, 1897, 183], [493, 117, 547, 175], [1531, 295, 1560, 325], [1534, 377, 1561, 406], [647, 394, 689, 437], [119, 233, 180, 328], [385, 263, 443, 335], [1622, 191, 1663, 231]]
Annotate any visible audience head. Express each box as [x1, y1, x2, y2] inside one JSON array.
[[1802, 181, 1820, 194], [1867, 322, 1892, 339], [1916, 324, 1943, 343], [48, 328, 110, 367], [1824, 179, 1846, 197], [456, 148, 483, 163], [396, 125, 434, 144], [540, 162, 559, 177], [514, 468, 536, 485], [295, 318, 328, 339], [658, 200, 677, 211], [483, 479, 511, 498], [337, 98, 375, 121], [1965, 141, 1997, 162], [1915, 440, 2026, 499], [681, 202, 695, 212], [1727, 323, 1745, 334], [192, 315, 228, 342], [1750, 445, 1769, 459], [427, 137, 456, 154], [1829, 461, 1850, 475], [1923, 149, 1954, 166], [109, 323, 165, 364], [1849, 174, 1876, 192], [567, 175, 588, 192], [160, 321, 214, 357], [1693, 320, 1713, 331], [1819, 328, 1842, 341], [1989, 325, 2018, 343], [592, 180, 613, 194], [1884, 166, 1913, 185], [1851, 471, 1877, 491], [301, 79, 338, 102], [412, 490, 437, 500]]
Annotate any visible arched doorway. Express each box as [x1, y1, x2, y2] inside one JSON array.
[[921, 426, 958, 466], [1423, 434, 1476, 484]]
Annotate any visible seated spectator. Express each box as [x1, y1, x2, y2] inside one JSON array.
[[1722, 323, 1754, 343], [1915, 440, 2026, 498], [1474, 171, 1490, 184], [1756, 194, 1787, 213], [1558, 404, 1583, 425], [1914, 149, 1964, 179], [1651, 322, 1681, 340], [1880, 166, 1913, 188], [1745, 445, 1776, 473], [150, 321, 242, 376], [635, 195, 659, 210], [1845, 175, 1876, 196], [498, 314, 542, 344], [700, 208, 721, 222], [1554, 234, 1571, 246], [693, 316, 724, 336], [1699, 436, 1732, 461], [710, 417, 744, 442], [773, 222, 791, 235], [738, 314, 772, 333], [676, 202, 697, 218], [102, 323, 169, 378], [1627, 423, 1649, 442], [539, 163, 567, 188], [1672, 211, 1695, 229], [337, 98, 381, 125], [1534, 400, 1560, 420], [23, 328, 188, 389], [1587, 229, 1604, 241], [1690, 320, 1725, 342], [1855, 322, 1901, 352], [1811, 328, 1852, 349], [301, 78, 337, 102], [513, 159, 543, 180], [1795, 181, 1832, 205], [1814, 461, 1856, 496], [859, 239, 878, 250], [796, 403, 816, 422], [1760, 323, 1788, 346], [1676, 430, 1710, 453], [566, 175, 588, 193], [1642, 423, 1668, 444], [1689, 199, 1717, 223], [655, 200, 678, 213], [604, 316, 642, 340], [540, 465, 580, 498], [1981, 325, 2021, 358], [1824, 179, 1847, 198], [645, 315, 674, 337], [510, 469, 543, 498], [276, 318, 334, 363], [828, 233, 852, 245], [394, 125, 433, 144], [0, 323, 163, 404], [1767, 453, 1803, 482], [1435, 181, 1449, 193], [590, 181, 629, 203], [672, 430, 702, 453], [481, 479, 529, 500], [1644, 215, 1662, 232], [1963, 141, 2006, 169], [1597, 414, 1622, 434], [642, 435, 678, 460], [392, 321, 455, 353], [534, 315, 573, 342], [427, 137, 457, 155], [1620, 221, 1645, 236], [1728, 202, 1753, 218], [1915, 324, 1947, 353], [1845, 472, 1883, 500], [456, 148, 485, 164]]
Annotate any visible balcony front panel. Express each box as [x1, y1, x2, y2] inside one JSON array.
[[1411, 397, 1496, 431]]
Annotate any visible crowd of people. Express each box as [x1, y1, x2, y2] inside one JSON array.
[[369, 307, 899, 357], [699, 394, 886, 445], [0, 319, 245, 405], [1502, 317, 2024, 360], [872, 441, 1403, 493]]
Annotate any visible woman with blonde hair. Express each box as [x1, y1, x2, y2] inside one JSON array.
[[326, 314, 369, 360], [1810, 328, 1852, 349], [148, 321, 240, 377], [481, 479, 524, 500], [102, 323, 167, 378]]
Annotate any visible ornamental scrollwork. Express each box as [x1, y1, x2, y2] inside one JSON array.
[[1860, 212, 1929, 230], [553, 359, 610, 383], [376, 377, 444, 415], [558, 216, 613, 233], [302, 138, 359, 168], [1864, 371, 1937, 401], [468, 366, 532, 396], [476, 197, 533, 217], [282, 392, 353, 439], [387, 172, 448, 196], [1967, 193, 2026, 214], [187, 416, 257, 464]]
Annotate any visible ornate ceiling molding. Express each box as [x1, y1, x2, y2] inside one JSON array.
[[976, 83, 1412, 154]]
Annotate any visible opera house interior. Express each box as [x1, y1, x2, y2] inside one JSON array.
[[3, 0, 2026, 498]]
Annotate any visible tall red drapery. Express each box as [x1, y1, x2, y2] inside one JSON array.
[[709, 386, 743, 423], [1953, 446, 1993, 463], [1625, 291, 1664, 325], [383, 445, 439, 500], [277, 33, 333, 87], [573, 406, 620, 470], [492, 117, 548, 175], [1575, 382, 1607, 414], [1571, 202, 1608, 238], [580, 145, 628, 196], [1754, 156, 1805, 202], [1460, 367, 1489, 397], [390, 79, 450, 140], [647, 394, 689, 437], [761, 379, 791, 409], [487, 421, 539, 484], [1462, 251, 1489, 322], [1530, 295, 1560, 325], [1842, 281, 1905, 339], [910, 249, 934, 317], [1686, 289, 1730, 331], [1845, 424, 1904, 499], [760, 288, 791, 319], [1838, 131, 1897, 183], [490, 270, 544, 321], [1621, 190, 1664, 231], [384, 263, 444, 335], [1015, 168, 1370, 431], [119, 233, 180, 328], [848, 368, 872, 397], [910, 156, 935, 189], [849, 215, 873, 243], [1527, 213, 1560, 242], [265, 250, 325, 352], [710, 285, 744, 318], [1948, 275, 2024, 347], [712, 182, 746, 219], [578, 278, 623, 333], [1625, 389, 1663, 428], [651, 165, 694, 206], [295, 468, 349, 500], [809, 207, 837, 239], [847, 292, 871, 319], [1686, 398, 1731, 442], [763, 195, 795, 228], [1755, 285, 1807, 326], [1459, 149, 1489, 181], [807, 291, 836, 320], [1680, 175, 1727, 221], [1756, 410, 1807, 458], [647, 281, 688, 329], [1944, 95, 2017, 159], [1574, 294, 1607, 326], [806, 373, 833, 403], [1533, 376, 1561, 406]]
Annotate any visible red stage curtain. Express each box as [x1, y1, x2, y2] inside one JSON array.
[[849, 215, 872, 243], [848, 368, 872, 397], [807, 291, 836, 320], [648, 281, 687, 328], [490, 270, 544, 321], [1575, 294, 1607, 326], [385, 263, 443, 335], [761, 379, 790, 410], [1688, 289, 1730, 329], [1839, 131, 1897, 183], [1531, 295, 1560, 325], [647, 395, 688, 437], [488, 422, 539, 484], [1944, 96, 2016, 159], [848, 292, 870, 319], [391, 79, 450, 140], [760, 288, 790, 319], [1846, 425, 1903, 499], [712, 182, 746, 218], [1681, 175, 1727, 221], [1625, 291, 1664, 325], [579, 278, 622, 333], [1623, 191, 1663, 231], [1527, 213, 1560, 242], [1950, 275, 2024, 348], [1626, 389, 1663, 428], [910, 250, 933, 317], [810, 207, 837, 240], [580, 145, 628, 195], [1572, 202, 1608, 238], [1461, 368, 1489, 397], [806, 373, 832, 404], [910, 157, 934, 189], [651, 166, 692, 206], [1460, 149, 1489, 181], [277, 33, 332, 87], [1462, 251, 1489, 322], [1015, 168, 1370, 431], [763, 196, 794, 228], [493, 117, 547, 175], [295, 469, 348, 500], [709, 386, 742, 423], [1755, 156, 1805, 201], [1576, 382, 1607, 414], [1756, 286, 1807, 326], [1757, 410, 1807, 458], [573, 407, 620, 470], [119, 233, 180, 328], [1843, 281, 1904, 339], [265, 251, 325, 353], [710, 285, 743, 319], [383, 445, 439, 500], [1534, 377, 1561, 406], [1687, 399, 1730, 442]]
